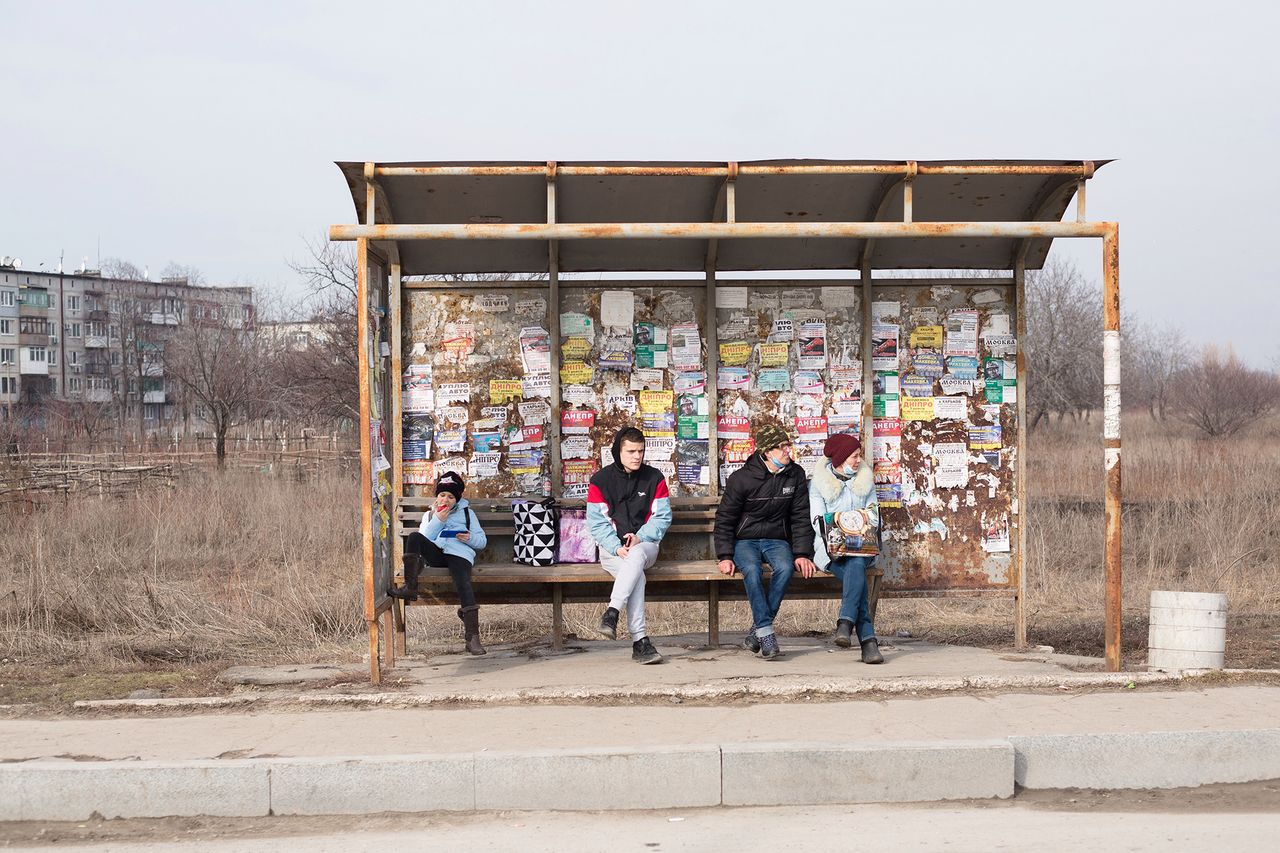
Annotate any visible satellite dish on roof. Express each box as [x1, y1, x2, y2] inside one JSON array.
[[12, 258, 20, 268]]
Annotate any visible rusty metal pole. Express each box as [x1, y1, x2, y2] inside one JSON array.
[[1102, 224, 1122, 671], [1013, 259, 1028, 649], [546, 163, 561, 505]]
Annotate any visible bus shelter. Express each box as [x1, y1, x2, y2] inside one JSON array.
[[329, 159, 1122, 680]]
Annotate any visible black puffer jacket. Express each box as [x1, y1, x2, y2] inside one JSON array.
[[714, 453, 814, 560]]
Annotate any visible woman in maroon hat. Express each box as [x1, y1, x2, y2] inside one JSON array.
[[808, 433, 884, 664]]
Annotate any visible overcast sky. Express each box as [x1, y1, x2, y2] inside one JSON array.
[[2, 0, 1277, 363]]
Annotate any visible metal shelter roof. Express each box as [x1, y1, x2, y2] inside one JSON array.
[[334, 159, 1109, 276]]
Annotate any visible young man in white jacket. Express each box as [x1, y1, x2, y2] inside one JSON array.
[[808, 434, 884, 664]]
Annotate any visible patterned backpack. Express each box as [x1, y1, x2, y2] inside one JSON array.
[[512, 498, 558, 567]]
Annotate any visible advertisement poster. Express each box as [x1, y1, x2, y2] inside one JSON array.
[[798, 321, 827, 369], [717, 366, 750, 390], [968, 425, 1003, 450], [871, 324, 899, 371], [639, 389, 674, 414], [757, 369, 790, 392], [719, 341, 752, 366], [944, 310, 979, 358], [600, 290, 634, 328], [717, 416, 751, 439], [519, 327, 552, 374], [901, 397, 935, 421], [759, 342, 789, 367], [561, 409, 596, 434], [670, 323, 702, 368], [489, 379, 523, 404], [635, 322, 669, 368], [673, 371, 706, 395], [630, 368, 665, 391]]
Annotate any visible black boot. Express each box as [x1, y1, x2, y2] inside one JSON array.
[[597, 607, 620, 641], [387, 553, 424, 601], [860, 636, 884, 664], [834, 619, 854, 648], [458, 605, 486, 655]]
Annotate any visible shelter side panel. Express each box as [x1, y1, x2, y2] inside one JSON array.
[[367, 255, 394, 606]]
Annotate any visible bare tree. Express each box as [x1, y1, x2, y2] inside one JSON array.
[[1023, 258, 1103, 430], [1128, 321, 1192, 421], [99, 257, 144, 281], [162, 295, 276, 467], [1172, 346, 1280, 438], [159, 262, 206, 286]]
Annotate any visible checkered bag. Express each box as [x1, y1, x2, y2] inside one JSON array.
[[512, 499, 558, 567]]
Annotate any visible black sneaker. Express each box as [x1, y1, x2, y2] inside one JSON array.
[[743, 629, 761, 653], [598, 607, 619, 641], [759, 633, 781, 660], [632, 636, 663, 664], [860, 637, 885, 664]]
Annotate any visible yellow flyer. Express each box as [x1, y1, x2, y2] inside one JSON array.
[[639, 389, 674, 414], [909, 325, 944, 348], [901, 397, 935, 421], [489, 379, 523, 404], [759, 342, 789, 367], [719, 341, 751, 366], [560, 361, 593, 385], [562, 337, 592, 361]]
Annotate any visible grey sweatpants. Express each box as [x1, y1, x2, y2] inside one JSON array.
[[599, 540, 659, 640]]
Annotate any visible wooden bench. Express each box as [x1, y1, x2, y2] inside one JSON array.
[[391, 497, 883, 652]]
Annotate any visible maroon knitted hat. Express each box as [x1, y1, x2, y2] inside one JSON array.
[[823, 433, 862, 462]]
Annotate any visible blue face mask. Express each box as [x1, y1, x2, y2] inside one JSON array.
[[842, 464, 856, 476]]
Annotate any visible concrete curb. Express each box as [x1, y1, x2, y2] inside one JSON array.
[[4, 729, 1279, 821], [71, 670, 1195, 712]]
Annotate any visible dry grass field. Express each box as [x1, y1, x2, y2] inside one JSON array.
[[1, 413, 1277, 705]]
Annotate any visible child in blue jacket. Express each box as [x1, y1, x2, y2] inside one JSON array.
[[388, 471, 489, 655]]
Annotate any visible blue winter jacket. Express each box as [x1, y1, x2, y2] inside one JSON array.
[[418, 499, 488, 566], [808, 460, 879, 570]]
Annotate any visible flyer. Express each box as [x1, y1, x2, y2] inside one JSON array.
[[820, 286, 859, 308], [436, 428, 467, 453], [439, 405, 469, 426], [946, 356, 979, 380], [715, 286, 748, 309], [795, 416, 828, 439], [469, 452, 501, 478], [944, 310, 979, 358], [471, 431, 502, 453], [437, 382, 471, 404], [781, 289, 816, 309], [508, 446, 543, 472], [600, 290, 634, 328], [635, 322, 669, 368], [670, 323, 702, 368], [403, 459, 435, 486], [562, 336, 592, 362], [900, 374, 933, 398], [798, 321, 827, 369], [717, 367, 750, 390], [605, 393, 637, 413], [560, 361, 594, 385], [909, 325, 944, 348], [673, 371, 706, 395], [650, 460, 676, 482], [982, 510, 1011, 553], [630, 367, 665, 391], [831, 388, 861, 413], [984, 334, 1017, 358], [871, 324, 899, 371], [561, 436, 594, 460], [561, 384, 595, 407], [829, 366, 862, 389], [827, 413, 860, 438], [597, 343, 635, 372], [403, 412, 435, 443], [933, 395, 968, 420], [442, 320, 475, 357], [876, 483, 903, 507], [721, 437, 755, 462], [757, 369, 789, 392], [561, 409, 596, 434], [479, 406, 508, 425], [871, 301, 900, 321], [520, 424, 546, 445], [640, 413, 676, 437], [402, 367, 434, 413], [639, 389, 674, 414], [435, 456, 468, 479], [793, 371, 825, 396], [489, 379, 522, 404], [562, 458, 600, 487], [477, 294, 509, 313], [932, 442, 969, 488], [939, 376, 974, 396], [968, 424, 1003, 450], [518, 400, 549, 425], [644, 436, 677, 459], [912, 351, 945, 378], [677, 412, 709, 440], [518, 297, 547, 317], [769, 318, 795, 342], [676, 393, 708, 417], [901, 397, 934, 421], [522, 373, 551, 399], [677, 463, 710, 485], [759, 342, 789, 367], [872, 394, 899, 418], [402, 440, 429, 461], [562, 483, 589, 500], [560, 312, 595, 341], [719, 314, 751, 341], [719, 341, 752, 366], [985, 380, 1016, 404], [717, 416, 751, 439]]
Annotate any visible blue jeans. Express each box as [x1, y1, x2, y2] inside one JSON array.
[[733, 539, 795, 638], [827, 555, 876, 642]]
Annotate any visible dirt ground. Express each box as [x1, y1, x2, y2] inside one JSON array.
[[2, 612, 1276, 716], [1, 781, 1277, 848]]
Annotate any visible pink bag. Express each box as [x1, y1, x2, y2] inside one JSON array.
[[557, 509, 599, 564]]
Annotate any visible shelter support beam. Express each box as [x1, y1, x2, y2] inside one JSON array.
[[1013, 259, 1028, 650], [547, 164, 562, 495], [1103, 225, 1122, 672], [330, 221, 1112, 242], [375, 164, 1096, 178]]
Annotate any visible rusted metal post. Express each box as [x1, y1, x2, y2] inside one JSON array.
[[1013, 259, 1028, 649], [707, 582, 720, 648], [547, 163, 562, 500], [390, 261, 407, 657], [551, 585, 564, 651], [1102, 225, 1123, 671], [860, 260, 874, 439], [358, 162, 380, 685]]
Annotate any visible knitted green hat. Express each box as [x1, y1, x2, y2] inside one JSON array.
[[753, 422, 790, 453]]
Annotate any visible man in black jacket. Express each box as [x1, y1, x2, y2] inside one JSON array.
[[714, 422, 816, 660]]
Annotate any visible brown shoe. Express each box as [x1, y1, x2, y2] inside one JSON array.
[[459, 605, 487, 655]]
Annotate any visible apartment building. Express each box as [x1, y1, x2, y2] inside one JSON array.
[[0, 259, 254, 431]]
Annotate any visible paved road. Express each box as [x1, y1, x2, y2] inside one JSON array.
[[7, 798, 1280, 852]]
